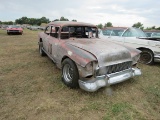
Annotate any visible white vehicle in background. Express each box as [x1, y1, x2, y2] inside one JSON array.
[[30, 26, 39, 30], [99, 27, 160, 65], [143, 30, 160, 38]]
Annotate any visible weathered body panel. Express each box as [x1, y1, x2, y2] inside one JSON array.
[[67, 38, 133, 67]]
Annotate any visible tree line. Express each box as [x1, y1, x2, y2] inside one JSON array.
[[97, 22, 160, 30], [0, 16, 160, 30], [0, 16, 77, 26]]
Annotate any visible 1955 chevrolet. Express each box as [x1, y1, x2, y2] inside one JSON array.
[[38, 21, 141, 92]]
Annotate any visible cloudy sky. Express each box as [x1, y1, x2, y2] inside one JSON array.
[[0, 0, 159, 28]]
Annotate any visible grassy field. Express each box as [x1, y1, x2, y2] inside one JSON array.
[[0, 29, 160, 120]]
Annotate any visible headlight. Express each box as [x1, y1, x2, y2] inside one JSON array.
[[132, 54, 140, 65], [85, 62, 93, 71]]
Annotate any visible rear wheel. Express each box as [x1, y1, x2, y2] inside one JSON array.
[[62, 58, 79, 88], [139, 49, 154, 65]]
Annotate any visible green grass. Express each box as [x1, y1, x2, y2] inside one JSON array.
[[0, 29, 160, 120]]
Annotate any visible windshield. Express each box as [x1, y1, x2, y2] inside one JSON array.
[[145, 32, 152, 37], [123, 28, 146, 37], [60, 26, 98, 39], [102, 29, 112, 36], [9, 25, 20, 28]]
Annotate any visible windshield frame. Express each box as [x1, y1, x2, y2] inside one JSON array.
[[59, 26, 99, 39], [122, 28, 147, 37]]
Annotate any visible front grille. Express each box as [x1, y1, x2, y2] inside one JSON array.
[[96, 61, 132, 76], [9, 30, 19, 32]]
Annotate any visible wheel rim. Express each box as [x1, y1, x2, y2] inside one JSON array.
[[139, 51, 152, 64], [63, 64, 73, 82]]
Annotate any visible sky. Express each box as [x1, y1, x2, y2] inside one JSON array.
[[0, 0, 160, 28]]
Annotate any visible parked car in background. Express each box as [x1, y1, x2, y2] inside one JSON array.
[[144, 30, 160, 38], [30, 26, 39, 30], [6, 25, 23, 35], [1, 25, 8, 30], [27, 26, 31, 29], [38, 21, 141, 92], [99, 27, 160, 65], [38, 26, 46, 30]]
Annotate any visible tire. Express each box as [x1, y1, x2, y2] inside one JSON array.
[[7, 32, 10, 35], [39, 43, 46, 56], [62, 58, 79, 88], [139, 49, 154, 65]]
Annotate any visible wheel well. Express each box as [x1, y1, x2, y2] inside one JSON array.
[[39, 38, 42, 42], [61, 56, 78, 66], [137, 47, 153, 54], [61, 56, 69, 64]]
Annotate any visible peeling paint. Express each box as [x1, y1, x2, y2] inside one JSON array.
[[68, 51, 72, 56]]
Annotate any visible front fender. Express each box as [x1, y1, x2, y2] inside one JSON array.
[[63, 44, 97, 67]]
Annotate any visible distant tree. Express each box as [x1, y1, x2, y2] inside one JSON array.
[[72, 19, 77, 22], [15, 16, 50, 25], [145, 27, 151, 30], [97, 24, 103, 29], [2, 21, 13, 25], [40, 17, 49, 23], [21, 17, 28, 24], [0, 21, 2, 24], [53, 19, 59, 21], [151, 26, 156, 29], [156, 27, 160, 30], [104, 22, 113, 27], [132, 22, 143, 29], [60, 16, 69, 21]]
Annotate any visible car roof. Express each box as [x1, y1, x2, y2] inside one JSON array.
[[48, 21, 97, 27], [102, 27, 128, 30]]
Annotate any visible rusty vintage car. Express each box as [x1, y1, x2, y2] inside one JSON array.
[[38, 21, 141, 92], [6, 25, 23, 35]]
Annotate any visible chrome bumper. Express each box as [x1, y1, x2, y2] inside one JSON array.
[[79, 68, 141, 92], [154, 54, 160, 62]]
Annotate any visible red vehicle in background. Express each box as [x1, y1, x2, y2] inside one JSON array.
[[6, 25, 23, 35]]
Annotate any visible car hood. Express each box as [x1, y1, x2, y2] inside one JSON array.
[[67, 38, 133, 67], [7, 28, 22, 30]]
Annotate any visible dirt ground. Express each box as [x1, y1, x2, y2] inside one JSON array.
[[0, 29, 160, 120]]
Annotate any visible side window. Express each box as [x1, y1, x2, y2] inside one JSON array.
[[146, 32, 152, 37], [102, 29, 112, 36], [45, 26, 51, 34], [152, 32, 160, 37], [111, 31, 116, 36], [111, 30, 124, 36], [122, 30, 132, 37], [50, 26, 59, 38]]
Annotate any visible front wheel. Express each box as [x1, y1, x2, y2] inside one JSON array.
[[62, 58, 79, 88], [139, 49, 154, 65], [39, 43, 46, 56]]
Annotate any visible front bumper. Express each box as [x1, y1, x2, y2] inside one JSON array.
[[154, 54, 160, 62], [79, 68, 141, 92], [7, 30, 23, 33]]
